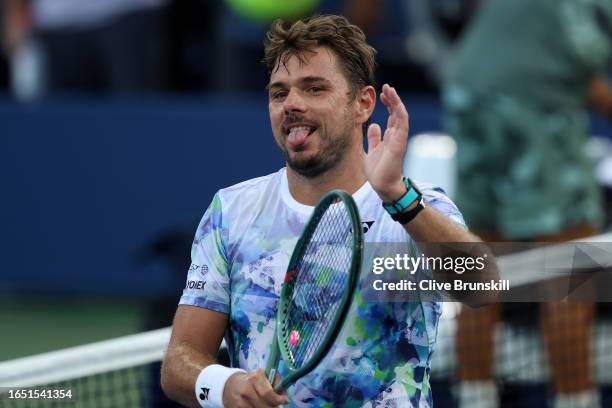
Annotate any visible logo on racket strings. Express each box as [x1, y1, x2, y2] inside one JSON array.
[[289, 330, 300, 346]]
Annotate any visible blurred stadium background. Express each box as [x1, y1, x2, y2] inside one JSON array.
[[1, 0, 611, 407]]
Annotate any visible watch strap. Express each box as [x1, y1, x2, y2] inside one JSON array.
[[382, 178, 421, 215], [391, 198, 426, 224]]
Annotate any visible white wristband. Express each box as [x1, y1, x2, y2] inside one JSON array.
[[195, 364, 246, 408]]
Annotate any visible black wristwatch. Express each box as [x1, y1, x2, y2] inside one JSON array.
[[382, 177, 426, 224]]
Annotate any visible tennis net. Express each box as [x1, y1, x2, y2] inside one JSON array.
[[0, 328, 171, 407]]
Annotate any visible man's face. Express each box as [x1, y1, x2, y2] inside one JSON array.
[[268, 47, 358, 178]]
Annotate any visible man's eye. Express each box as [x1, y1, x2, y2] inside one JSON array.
[[271, 91, 287, 100], [308, 87, 323, 94]]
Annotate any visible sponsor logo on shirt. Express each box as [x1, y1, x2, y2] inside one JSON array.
[[189, 263, 209, 274], [362, 221, 375, 234], [186, 280, 207, 290]]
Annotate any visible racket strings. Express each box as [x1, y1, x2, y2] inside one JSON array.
[[284, 203, 354, 368]]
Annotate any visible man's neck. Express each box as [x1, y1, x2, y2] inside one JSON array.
[[285, 151, 367, 206]]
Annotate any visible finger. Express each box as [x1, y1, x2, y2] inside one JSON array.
[[384, 86, 409, 134], [272, 375, 290, 404], [382, 83, 392, 97], [236, 383, 258, 408], [382, 86, 400, 115], [272, 373, 284, 390], [392, 102, 409, 134], [367, 123, 382, 151], [380, 88, 401, 132], [381, 84, 396, 106], [274, 375, 290, 406], [251, 369, 290, 407], [385, 84, 402, 105], [238, 380, 258, 408], [225, 372, 256, 408], [382, 85, 405, 114], [380, 91, 392, 115]]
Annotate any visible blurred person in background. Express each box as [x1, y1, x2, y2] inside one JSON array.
[[403, 0, 480, 85], [443, 1, 612, 407], [2, 0, 171, 99], [347, 0, 482, 92]]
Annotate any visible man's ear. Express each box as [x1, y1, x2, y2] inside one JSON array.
[[355, 85, 377, 127]]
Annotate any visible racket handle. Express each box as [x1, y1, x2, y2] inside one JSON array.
[[265, 329, 280, 385], [267, 367, 277, 385]]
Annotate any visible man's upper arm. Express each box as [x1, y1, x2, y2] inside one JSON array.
[[161, 306, 228, 407], [180, 193, 231, 313], [169, 305, 228, 354], [161, 194, 232, 405], [167, 192, 231, 359]]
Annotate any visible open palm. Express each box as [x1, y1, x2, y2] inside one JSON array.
[[365, 84, 410, 202]]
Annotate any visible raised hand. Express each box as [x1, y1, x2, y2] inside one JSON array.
[[365, 84, 410, 203]]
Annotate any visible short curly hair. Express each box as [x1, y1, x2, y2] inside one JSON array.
[[263, 14, 377, 98]]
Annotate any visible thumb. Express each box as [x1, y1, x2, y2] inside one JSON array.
[[367, 123, 382, 153]]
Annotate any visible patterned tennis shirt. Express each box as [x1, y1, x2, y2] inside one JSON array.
[[180, 168, 464, 407]]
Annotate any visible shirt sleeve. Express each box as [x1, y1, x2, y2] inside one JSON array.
[[422, 185, 467, 228], [179, 193, 230, 314]]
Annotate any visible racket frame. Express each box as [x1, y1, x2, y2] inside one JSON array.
[[265, 190, 363, 391]]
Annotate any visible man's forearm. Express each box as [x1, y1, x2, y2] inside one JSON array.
[[161, 342, 219, 408], [403, 204, 476, 243], [403, 205, 500, 306]]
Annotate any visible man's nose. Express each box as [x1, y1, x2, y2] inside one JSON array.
[[283, 88, 306, 113]]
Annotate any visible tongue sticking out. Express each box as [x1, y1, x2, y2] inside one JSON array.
[[287, 127, 311, 148]]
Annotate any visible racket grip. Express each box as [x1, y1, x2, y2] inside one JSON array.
[[265, 346, 280, 380], [265, 330, 280, 385], [267, 367, 277, 385]]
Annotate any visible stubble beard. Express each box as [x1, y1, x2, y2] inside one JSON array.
[[282, 111, 354, 179]]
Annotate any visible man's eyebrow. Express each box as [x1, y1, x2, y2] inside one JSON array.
[[300, 76, 332, 86], [266, 81, 285, 92], [266, 76, 332, 92]]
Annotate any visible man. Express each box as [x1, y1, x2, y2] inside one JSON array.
[[443, 0, 612, 407], [162, 15, 485, 407]]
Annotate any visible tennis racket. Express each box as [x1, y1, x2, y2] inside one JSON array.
[[265, 190, 363, 391]]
